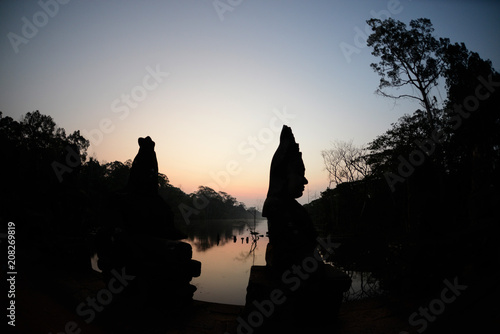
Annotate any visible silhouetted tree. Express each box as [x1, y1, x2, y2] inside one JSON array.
[[0, 111, 90, 234], [321, 139, 371, 188], [367, 18, 444, 125], [189, 186, 255, 220], [440, 41, 500, 190], [366, 109, 449, 176], [442, 43, 500, 176], [19, 110, 89, 160]]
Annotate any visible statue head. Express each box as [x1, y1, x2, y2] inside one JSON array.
[[138, 136, 155, 150], [266, 125, 308, 199], [128, 136, 158, 195]]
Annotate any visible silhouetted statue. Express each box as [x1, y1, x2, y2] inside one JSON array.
[[243, 126, 350, 332], [120, 136, 185, 240], [95, 136, 199, 327], [128, 136, 159, 196], [263, 125, 318, 272]]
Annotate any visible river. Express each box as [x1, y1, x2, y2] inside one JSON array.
[[185, 218, 268, 305], [184, 218, 381, 305], [91, 218, 381, 305]]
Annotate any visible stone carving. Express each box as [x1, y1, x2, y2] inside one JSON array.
[[127, 136, 159, 196], [262, 125, 318, 272], [95, 136, 199, 324], [243, 126, 351, 332]]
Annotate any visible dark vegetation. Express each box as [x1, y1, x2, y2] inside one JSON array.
[[0, 19, 498, 332], [306, 18, 500, 298], [0, 110, 258, 240]]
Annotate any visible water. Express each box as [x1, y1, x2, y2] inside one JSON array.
[[91, 218, 381, 305], [184, 219, 382, 305], [342, 270, 382, 301], [185, 218, 268, 306]]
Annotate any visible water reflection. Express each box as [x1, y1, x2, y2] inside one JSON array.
[[182, 219, 382, 305], [186, 219, 249, 252], [184, 219, 268, 305], [343, 270, 382, 301]]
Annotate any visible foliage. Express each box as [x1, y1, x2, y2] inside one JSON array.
[[191, 186, 253, 220], [0, 110, 90, 234], [314, 18, 499, 243], [366, 109, 449, 176], [367, 18, 445, 123], [0, 111, 257, 236], [440, 41, 500, 181]]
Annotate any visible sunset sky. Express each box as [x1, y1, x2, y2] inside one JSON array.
[[1, 0, 499, 207]]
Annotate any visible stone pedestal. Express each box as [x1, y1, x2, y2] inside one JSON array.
[[97, 232, 201, 317], [243, 265, 351, 332]]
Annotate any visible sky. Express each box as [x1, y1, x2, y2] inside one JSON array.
[[1, 0, 499, 208]]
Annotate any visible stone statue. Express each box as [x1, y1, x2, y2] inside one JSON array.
[[263, 125, 318, 272], [243, 126, 351, 332], [121, 136, 185, 240], [127, 136, 159, 196], [95, 136, 199, 326]]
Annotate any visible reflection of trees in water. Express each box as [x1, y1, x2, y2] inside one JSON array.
[[186, 220, 237, 252], [342, 270, 382, 301], [186, 219, 265, 252]]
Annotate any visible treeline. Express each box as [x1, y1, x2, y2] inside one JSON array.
[[306, 18, 500, 239], [305, 18, 500, 294], [79, 158, 258, 224], [0, 110, 257, 236]]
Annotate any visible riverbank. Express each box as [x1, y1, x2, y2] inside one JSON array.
[[14, 264, 415, 334], [16, 267, 498, 334], [14, 231, 499, 334], [16, 277, 411, 334]]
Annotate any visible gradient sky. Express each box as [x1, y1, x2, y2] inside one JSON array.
[[1, 0, 499, 207]]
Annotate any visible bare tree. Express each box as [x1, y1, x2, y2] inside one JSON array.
[[321, 140, 371, 188]]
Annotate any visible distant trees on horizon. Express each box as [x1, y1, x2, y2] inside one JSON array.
[[0, 110, 259, 236], [2, 18, 498, 242]]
